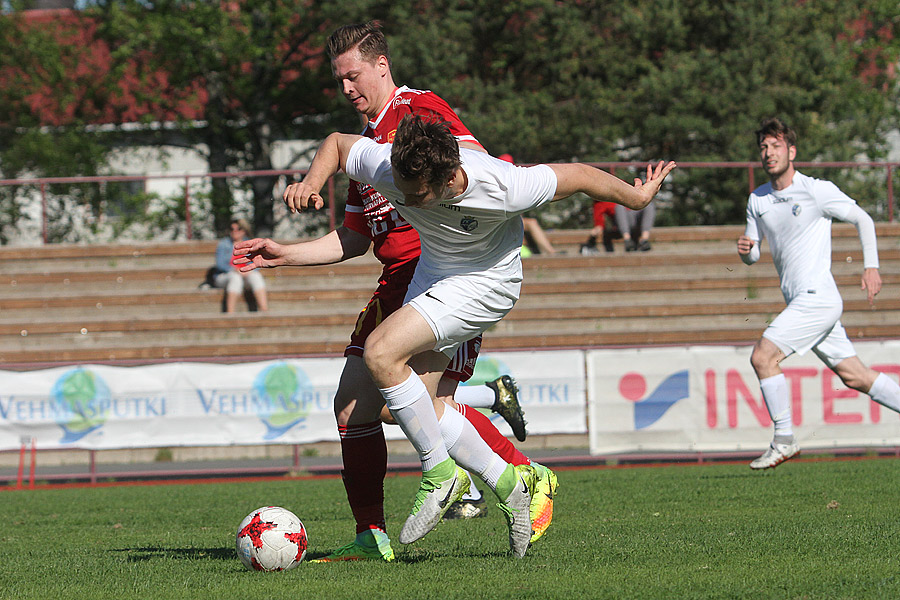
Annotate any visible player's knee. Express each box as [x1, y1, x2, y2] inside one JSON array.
[[749, 345, 776, 375], [362, 338, 391, 377]]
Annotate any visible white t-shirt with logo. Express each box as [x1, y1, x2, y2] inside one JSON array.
[[744, 171, 858, 302], [345, 138, 558, 280]]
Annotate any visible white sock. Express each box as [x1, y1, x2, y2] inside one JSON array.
[[760, 373, 793, 438], [439, 406, 507, 490], [380, 371, 448, 471], [454, 383, 495, 409], [868, 372, 900, 412], [459, 470, 483, 501]]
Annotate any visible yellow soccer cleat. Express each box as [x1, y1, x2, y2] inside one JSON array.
[[529, 462, 558, 543]]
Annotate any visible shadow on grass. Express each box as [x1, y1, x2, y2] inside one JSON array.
[[114, 546, 235, 561], [301, 547, 510, 564], [116, 545, 509, 564]]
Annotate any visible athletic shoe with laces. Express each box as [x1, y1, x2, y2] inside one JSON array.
[[444, 496, 488, 519], [749, 441, 800, 470], [529, 462, 558, 543], [399, 461, 469, 544], [309, 528, 395, 563], [496, 464, 537, 558], [487, 375, 527, 442]]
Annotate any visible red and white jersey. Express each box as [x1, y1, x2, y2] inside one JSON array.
[[342, 85, 482, 278]]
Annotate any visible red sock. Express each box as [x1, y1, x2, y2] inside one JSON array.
[[338, 421, 387, 534], [457, 404, 530, 466]]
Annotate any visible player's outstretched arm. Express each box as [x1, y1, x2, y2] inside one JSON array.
[[548, 160, 676, 209], [232, 227, 371, 272], [283, 133, 362, 213]]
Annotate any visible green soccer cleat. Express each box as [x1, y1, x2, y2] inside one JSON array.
[[399, 459, 470, 544], [495, 464, 537, 558], [529, 462, 559, 543], [487, 375, 527, 442], [310, 528, 395, 563]]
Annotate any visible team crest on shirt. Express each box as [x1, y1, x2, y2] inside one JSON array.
[[460, 216, 478, 231], [792, 204, 802, 216], [387, 130, 396, 143]]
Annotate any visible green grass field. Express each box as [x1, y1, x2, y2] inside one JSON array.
[[2, 458, 900, 600]]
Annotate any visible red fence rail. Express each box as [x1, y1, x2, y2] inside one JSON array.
[[1, 161, 896, 244]]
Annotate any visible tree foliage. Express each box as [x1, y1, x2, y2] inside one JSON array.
[[87, 0, 365, 235], [1, 0, 897, 242], [379, 0, 900, 225]]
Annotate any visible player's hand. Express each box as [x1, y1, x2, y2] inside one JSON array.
[[282, 181, 324, 213], [861, 267, 881, 306], [737, 235, 755, 255], [633, 160, 677, 204], [232, 238, 286, 271]]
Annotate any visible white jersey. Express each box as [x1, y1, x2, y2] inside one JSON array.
[[744, 171, 858, 302], [345, 138, 558, 277]]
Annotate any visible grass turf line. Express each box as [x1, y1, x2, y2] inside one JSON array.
[[2, 458, 899, 599]]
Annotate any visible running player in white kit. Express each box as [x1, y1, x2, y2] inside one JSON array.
[[283, 114, 675, 556], [738, 117, 900, 470]]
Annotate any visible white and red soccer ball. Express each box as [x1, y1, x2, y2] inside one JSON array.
[[236, 506, 308, 571]]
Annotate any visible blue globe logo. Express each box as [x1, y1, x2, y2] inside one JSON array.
[[252, 362, 312, 439], [52, 368, 109, 443], [462, 355, 510, 387]]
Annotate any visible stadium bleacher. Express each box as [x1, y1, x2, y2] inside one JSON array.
[[1, 223, 898, 368]]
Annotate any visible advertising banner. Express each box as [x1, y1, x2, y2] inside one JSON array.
[[588, 341, 900, 455], [0, 349, 586, 451]]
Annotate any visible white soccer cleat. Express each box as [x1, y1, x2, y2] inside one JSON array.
[[749, 441, 800, 470], [399, 462, 469, 544], [496, 464, 537, 558]]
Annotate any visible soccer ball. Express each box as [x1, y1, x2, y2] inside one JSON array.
[[235, 506, 308, 571]]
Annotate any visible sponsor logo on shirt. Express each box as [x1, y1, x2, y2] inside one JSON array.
[[771, 196, 790, 204], [460, 216, 478, 232], [392, 96, 412, 109]]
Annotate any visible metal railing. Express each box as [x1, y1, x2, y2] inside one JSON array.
[[1, 161, 896, 244]]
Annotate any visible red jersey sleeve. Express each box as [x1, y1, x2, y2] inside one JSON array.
[[405, 92, 482, 149]]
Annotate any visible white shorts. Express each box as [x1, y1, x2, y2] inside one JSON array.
[[405, 269, 521, 357], [762, 292, 856, 368]]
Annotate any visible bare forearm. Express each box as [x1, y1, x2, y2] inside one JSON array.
[[303, 133, 345, 191], [548, 163, 650, 209], [282, 228, 370, 267], [284, 133, 362, 213]]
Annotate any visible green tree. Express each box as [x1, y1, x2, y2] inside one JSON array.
[[0, 5, 112, 242], [88, 0, 370, 236], [2, 0, 897, 241], [384, 0, 899, 225]]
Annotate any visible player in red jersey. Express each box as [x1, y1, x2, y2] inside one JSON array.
[[234, 22, 556, 561]]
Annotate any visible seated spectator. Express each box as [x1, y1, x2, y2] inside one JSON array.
[[615, 203, 655, 251], [580, 201, 617, 255], [498, 153, 558, 257], [213, 218, 269, 313], [522, 217, 558, 256]]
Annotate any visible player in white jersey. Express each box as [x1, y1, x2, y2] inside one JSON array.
[[738, 117, 900, 470], [282, 114, 675, 556]]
